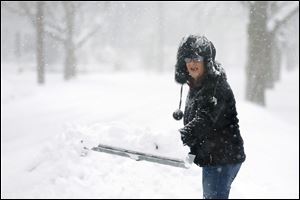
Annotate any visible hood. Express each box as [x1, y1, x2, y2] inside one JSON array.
[[174, 35, 226, 84]]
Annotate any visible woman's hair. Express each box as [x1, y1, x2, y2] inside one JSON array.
[[175, 35, 226, 84]]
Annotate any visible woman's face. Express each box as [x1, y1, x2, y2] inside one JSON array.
[[186, 60, 205, 80]]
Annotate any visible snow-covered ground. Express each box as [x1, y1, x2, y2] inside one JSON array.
[[1, 66, 299, 198]]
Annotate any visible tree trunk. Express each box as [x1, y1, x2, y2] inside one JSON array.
[[63, 2, 76, 80], [64, 42, 76, 80], [245, 2, 270, 106], [263, 30, 275, 89], [36, 1, 45, 84], [271, 34, 281, 82], [157, 2, 164, 72], [14, 32, 22, 73]]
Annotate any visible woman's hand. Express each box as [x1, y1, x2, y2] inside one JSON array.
[[179, 128, 198, 147]]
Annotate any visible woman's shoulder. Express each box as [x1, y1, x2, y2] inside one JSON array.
[[214, 76, 236, 103], [205, 73, 228, 92]]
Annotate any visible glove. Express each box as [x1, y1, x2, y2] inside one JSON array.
[[179, 128, 197, 147]]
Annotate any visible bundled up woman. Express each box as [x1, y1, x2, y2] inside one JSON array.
[[174, 35, 246, 199]]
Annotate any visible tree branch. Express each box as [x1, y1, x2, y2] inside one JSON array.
[[19, 2, 36, 26], [3, 2, 25, 15], [272, 5, 299, 34], [240, 1, 254, 9], [76, 25, 101, 49], [45, 19, 66, 35], [45, 30, 65, 43], [4, 2, 36, 26]]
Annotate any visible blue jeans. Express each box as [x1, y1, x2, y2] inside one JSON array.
[[202, 163, 242, 199]]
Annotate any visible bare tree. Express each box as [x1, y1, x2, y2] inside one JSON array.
[[14, 31, 22, 73], [244, 1, 299, 106], [36, 1, 45, 84], [5, 1, 106, 82], [281, 13, 299, 72], [45, 2, 104, 80], [268, 3, 299, 80], [157, 2, 165, 72], [5, 1, 46, 84]]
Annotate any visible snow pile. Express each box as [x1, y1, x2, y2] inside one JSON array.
[[9, 122, 198, 198], [53, 121, 190, 158]]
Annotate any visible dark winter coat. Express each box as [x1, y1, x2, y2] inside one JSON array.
[[175, 35, 246, 167]]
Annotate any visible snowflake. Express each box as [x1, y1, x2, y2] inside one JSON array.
[[211, 96, 218, 105]]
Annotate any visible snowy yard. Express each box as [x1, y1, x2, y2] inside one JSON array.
[[1, 66, 299, 199]]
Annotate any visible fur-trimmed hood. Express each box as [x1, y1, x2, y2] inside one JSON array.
[[175, 35, 226, 84]]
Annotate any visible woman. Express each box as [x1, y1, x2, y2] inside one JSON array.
[[174, 35, 246, 199]]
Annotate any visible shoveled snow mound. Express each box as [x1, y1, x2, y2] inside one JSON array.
[[20, 122, 198, 199]]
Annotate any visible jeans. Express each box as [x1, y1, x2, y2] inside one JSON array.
[[202, 163, 242, 199]]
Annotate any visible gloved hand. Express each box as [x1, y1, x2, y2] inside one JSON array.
[[179, 128, 198, 147]]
